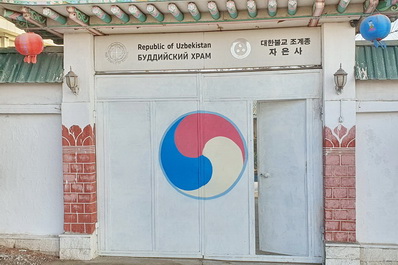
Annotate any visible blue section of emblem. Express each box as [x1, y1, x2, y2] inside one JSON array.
[[160, 117, 213, 191]]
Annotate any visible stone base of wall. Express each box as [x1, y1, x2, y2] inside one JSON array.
[[0, 234, 59, 256], [59, 232, 98, 260], [326, 243, 398, 265], [360, 244, 398, 265], [326, 243, 361, 265]]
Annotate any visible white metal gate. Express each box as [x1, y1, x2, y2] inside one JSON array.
[[96, 71, 323, 262], [257, 99, 323, 256]]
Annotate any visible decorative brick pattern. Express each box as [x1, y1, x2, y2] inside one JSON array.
[[62, 125, 96, 234], [324, 125, 356, 243]]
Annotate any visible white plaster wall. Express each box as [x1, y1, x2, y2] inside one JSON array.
[[356, 79, 398, 244], [62, 33, 95, 128], [322, 23, 356, 130], [0, 113, 64, 235], [0, 83, 63, 235], [322, 23, 356, 101], [0, 83, 61, 105], [357, 80, 398, 101], [356, 112, 398, 244]]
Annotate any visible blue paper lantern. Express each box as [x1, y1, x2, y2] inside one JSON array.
[[360, 14, 391, 48]]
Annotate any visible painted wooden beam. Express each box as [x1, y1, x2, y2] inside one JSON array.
[[187, 2, 201, 21], [128, 5, 146, 22], [147, 4, 164, 22], [247, 0, 257, 18], [67, 6, 104, 36], [43, 7, 67, 25], [66, 6, 89, 25], [21, 6, 46, 27], [308, 0, 325, 26], [288, 0, 298, 15], [226, 0, 238, 19], [92, 6, 112, 23], [364, 0, 379, 13], [268, 0, 277, 17], [20, 7, 63, 38], [168, 3, 184, 21], [337, 0, 351, 13], [110, 5, 130, 23], [208, 1, 220, 20], [3, 9, 26, 22]]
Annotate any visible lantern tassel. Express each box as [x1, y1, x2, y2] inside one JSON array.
[[23, 55, 38, 64], [373, 40, 387, 49]]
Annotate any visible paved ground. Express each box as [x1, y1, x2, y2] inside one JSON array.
[[48, 257, 317, 265], [1, 245, 319, 265]]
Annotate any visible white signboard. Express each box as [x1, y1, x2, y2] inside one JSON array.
[[95, 28, 321, 71]]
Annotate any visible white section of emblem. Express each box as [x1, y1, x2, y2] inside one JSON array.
[[230, 38, 251, 59]]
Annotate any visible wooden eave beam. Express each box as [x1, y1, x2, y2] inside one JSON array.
[[308, 0, 325, 26], [21, 7, 63, 38], [66, 6, 104, 36], [364, 0, 379, 13]]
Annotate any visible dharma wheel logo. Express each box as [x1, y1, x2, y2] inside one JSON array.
[[230, 38, 251, 59], [106, 42, 128, 64]]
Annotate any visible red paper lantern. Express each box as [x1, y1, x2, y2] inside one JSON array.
[[15, 32, 44, 64]]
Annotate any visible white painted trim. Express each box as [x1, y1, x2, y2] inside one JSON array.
[[325, 242, 360, 248], [357, 101, 398, 113], [95, 66, 322, 75], [150, 101, 157, 252], [306, 99, 313, 257], [99, 251, 323, 263], [359, 243, 398, 249], [247, 100, 256, 256], [96, 101, 108, 253], [100, 251, 203, 258], [205, 255, 323, 263], [0, 105, 61, 114]]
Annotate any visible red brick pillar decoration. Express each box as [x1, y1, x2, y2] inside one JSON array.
[[62, 125, 97, 234], [324, 125, 356, 243]]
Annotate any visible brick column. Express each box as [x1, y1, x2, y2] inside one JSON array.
[[62, 124, 97, 234], [324, 125, 356, 243]]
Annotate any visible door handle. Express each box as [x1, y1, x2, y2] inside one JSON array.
[[260, 173, 270, 178]]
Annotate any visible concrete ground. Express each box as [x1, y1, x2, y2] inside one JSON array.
[[48, 257, 319, 265]]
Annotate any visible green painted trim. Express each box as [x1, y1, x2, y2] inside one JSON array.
[[0, 0, 191, 4], [92, 6, 112, 23], [168, 3, 184, 21], [47, 14, 319, 28], [187, 2, 201, 21], [24, 7, 47, 25], [110, 5, 130, 23], [2, 7, 367, 30], [172, 12, 184, 21], [72, 7, 90, 23], [3, 9, 26, 22], [337, 0, 351, 13], [190, 13, 201, 21], [248, 10, 257, 18], [247, 0, 257, 18], [377, 0, 393, 11], [43, 8, 67, 24], [128, 5, 147, 22], [147, 4, 164, 22], [287, 0, 297, 15]]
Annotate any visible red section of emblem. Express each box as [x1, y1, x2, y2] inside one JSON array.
[[174, 113, 245, 159]]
